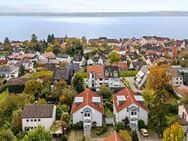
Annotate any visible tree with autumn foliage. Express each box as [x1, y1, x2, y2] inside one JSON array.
[[162, 122, 184, 141], [147, 64, 174, 91], [119, 130, 132, 141]]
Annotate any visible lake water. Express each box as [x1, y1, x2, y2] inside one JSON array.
[[0, 16, 188, 41]]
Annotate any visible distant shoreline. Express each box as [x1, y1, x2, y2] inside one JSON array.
[[1, 11, 188, 17]]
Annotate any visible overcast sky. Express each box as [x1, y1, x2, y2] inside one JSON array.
[[0, 0, 188, 13]]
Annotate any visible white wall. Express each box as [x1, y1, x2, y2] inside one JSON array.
[[179, 105, 188, 122], [72, 105, 103, 127], [114, 103, 148, 125], [22, 106, 56, 131]]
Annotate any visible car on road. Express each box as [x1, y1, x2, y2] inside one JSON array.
[[141, 128, 149, 137]]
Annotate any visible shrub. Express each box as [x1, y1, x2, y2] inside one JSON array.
[[138, 120, 146, 129], [72, 121, 83, 130], [131, 130, 139, 141], [114, 122, 125, 132], [61, 135, 67, 141], [96, 126, 107, 135]]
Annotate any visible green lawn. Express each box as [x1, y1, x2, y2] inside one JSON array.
[[24, 70, 53, 79], [0, 89, 8, 104], [122, 78, 131, 88], [120, 70, 138, 77]]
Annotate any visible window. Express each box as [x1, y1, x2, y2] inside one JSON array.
[[26, 119, 29, 122], [84, 113, 90, 117], [131, 111, 137, 115], [34, 119, 37, 122], [30, 119, 33, 122], [38, 119, 41, 122]]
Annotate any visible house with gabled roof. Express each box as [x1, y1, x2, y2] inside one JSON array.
[[71, 89, 103, 135], [113, 88, 148, 129], [22, 104, 56, 131]]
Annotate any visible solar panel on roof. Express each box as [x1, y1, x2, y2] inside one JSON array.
[[74, 97, 83, 103]]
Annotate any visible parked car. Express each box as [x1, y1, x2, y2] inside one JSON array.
[[141, 128, 148, 137]]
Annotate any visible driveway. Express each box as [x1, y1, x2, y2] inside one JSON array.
[[124, 77, 141, 93]]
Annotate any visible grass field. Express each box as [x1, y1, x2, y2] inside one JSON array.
[[0, 89, 8, 104]]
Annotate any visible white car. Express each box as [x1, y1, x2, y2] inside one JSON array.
[[141, 128, 149, 137]]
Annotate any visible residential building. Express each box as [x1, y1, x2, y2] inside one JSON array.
[[87, 65, 104, 91], [56, 54, 71, 63], [22, 104, 56, 131], [71, 89, 103, 135], [38, 52, 56, 63], [172, 66, 188, 86], [178, 105, 188, 141], [52, 67, 75, 85], [113, 88, 148, 129], [87, 65, 121, 91], [73, 54, 85, 67], [135, 65, 149, 89], [87, 55, 104, 66], [104, 66, 121, 88], [0, 66, 19, 79], [129, 61, 147, 70]]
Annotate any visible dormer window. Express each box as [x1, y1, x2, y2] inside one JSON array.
[[74, 97, 83, 105], [92, 97, 101, 105], [117, 96, 126, 105]]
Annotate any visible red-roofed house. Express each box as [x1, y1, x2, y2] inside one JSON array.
[[87, 65, 104, 90], [113, 88, 148, 129], [71, 89, 103, 135]]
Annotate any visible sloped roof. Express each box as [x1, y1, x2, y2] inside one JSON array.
[[71, 89, 103, 113], [22, 104, 55, 118], [113, 88, 148, 112], [87, 65, 104, 79]]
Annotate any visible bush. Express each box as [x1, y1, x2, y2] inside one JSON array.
[[72, 121, 83, 130], [0, 84, 7, 93], [114, 122, 125, 131], [131, 130, 139, 141], [138, 120, 146, 129], [120, 70, 138, 77], [61, 135, 67, 141], [96, 126, 107, 135]]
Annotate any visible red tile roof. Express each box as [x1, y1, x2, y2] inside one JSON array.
[[113, 88, 148, 112], [8, 54, 35, 59], [172, 45, 178, 58], [41, 52, 55, 58], [71, 88, 103, 113], [87, 65, 104, 79], [104, 131, 125, 141], [114, 62, 128, 70]]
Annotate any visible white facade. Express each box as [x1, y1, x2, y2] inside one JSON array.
[[72, 105, 103, 127], [22, 106, 56, 131], [73, 57, 85, 67], [172, 76, 183, 86], [113, 103, 148, 129], [0, 67, 19, 80], [56, 56, 71, 63]]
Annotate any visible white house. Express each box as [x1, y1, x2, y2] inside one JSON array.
[[71, 89, 103, 135], [178, 105, 188, 141], [87, 65, 121, 91], [113, 88, 148, 129], [38, 52, 56, 63], [0, 66, 19, 80], [73, 54, 85, 67], [56, 54, 71, 63], [87, 65, 104, 91], [22, 104, 56, 131], [135, 65, 149, 89]]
